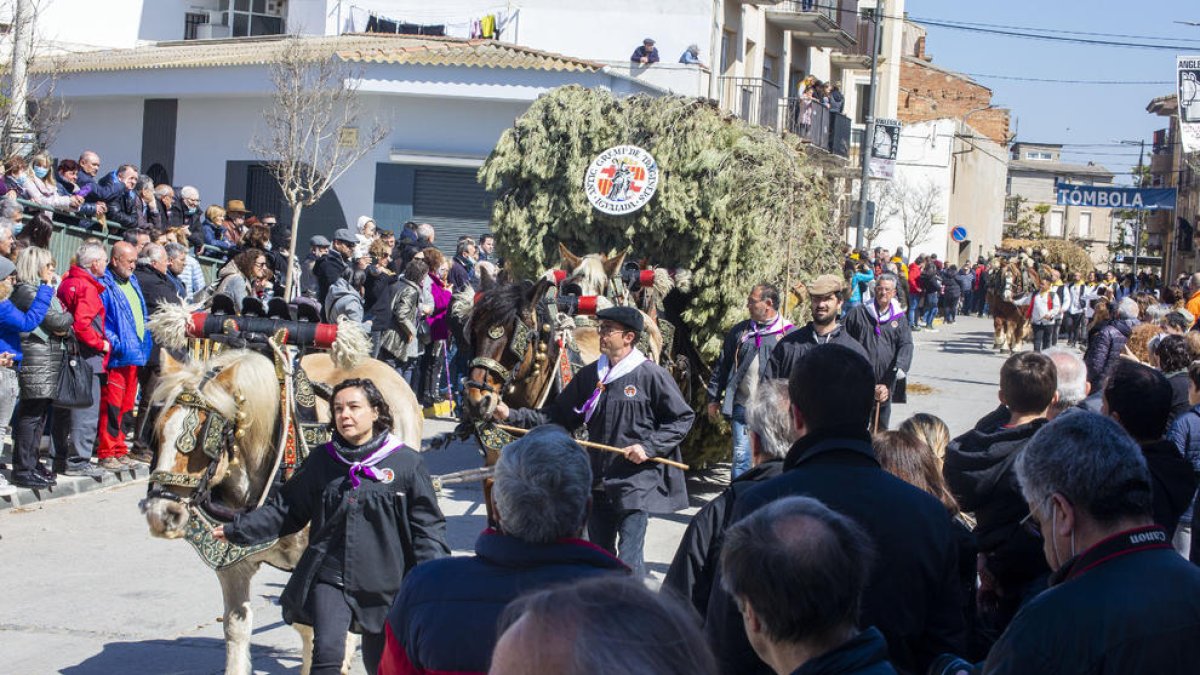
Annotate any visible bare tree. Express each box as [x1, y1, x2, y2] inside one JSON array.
[[866, 178, 901, 249], [893, 176, 943, 252], [0, 0, 70, 156], [251, 34, 388, 298]]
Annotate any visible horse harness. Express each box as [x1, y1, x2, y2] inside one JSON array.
[[466, 286, 565, 402]]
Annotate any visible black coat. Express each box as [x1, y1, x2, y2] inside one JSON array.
[[225, 435, 450, 633], [382, 530, 627, 673], [763, 322, 868, 381], [363, 264, 398, 327], [1141, 439, 1199, 536], [843, 302, 914, 389], [11, 282, 73, 400], [789, 628, 898, 675], [983, 526, 1200, 675], [314, 250, 349, 306], [664, 459, 782, 616], [507, 358, 695, 513], [1085, 318, 1135, 387], [943, 406, 1050, 591], [706, 427, 966, 675]]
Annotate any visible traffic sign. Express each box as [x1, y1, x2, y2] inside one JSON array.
[[951, 226, 968, 242]]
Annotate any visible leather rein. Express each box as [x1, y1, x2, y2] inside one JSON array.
[[465, 293, 560, 403]]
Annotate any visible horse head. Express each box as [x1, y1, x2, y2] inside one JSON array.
[[141, 349, 279, 539], [558, 243, 627, 298], [462, 278, 559, 421]]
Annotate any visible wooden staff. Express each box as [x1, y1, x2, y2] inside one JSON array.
[[495, 423, 690, 471], [872, 400, 882, 435]]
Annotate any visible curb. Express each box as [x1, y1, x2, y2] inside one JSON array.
[[0, 464, 149, 512]]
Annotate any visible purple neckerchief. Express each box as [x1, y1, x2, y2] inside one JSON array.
[[325, 436, 405, 489], [865, 299, 903, 336], [739, 314, 794, 349], [574, 348, 648, 423]]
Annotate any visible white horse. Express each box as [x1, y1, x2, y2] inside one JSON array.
[[140, 314, 421, 674]]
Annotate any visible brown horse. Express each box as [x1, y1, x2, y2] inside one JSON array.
[[986, 259, 1040, 353], [140, 345, 421, 675]]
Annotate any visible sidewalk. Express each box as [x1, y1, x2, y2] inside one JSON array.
[[1, 462, 151, 511]]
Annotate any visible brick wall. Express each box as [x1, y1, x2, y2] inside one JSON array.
[[898, 59, 1010, 145]]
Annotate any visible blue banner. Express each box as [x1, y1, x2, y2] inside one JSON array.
[[1055, 183, 1177, 211]]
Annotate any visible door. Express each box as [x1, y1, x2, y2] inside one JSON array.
[[1079, 212, 1092, 239], [412, 167, 495, 255], [1048, 210, 1064, 237], [141, 99, 177, 186]]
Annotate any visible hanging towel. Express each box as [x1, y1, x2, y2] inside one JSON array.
[[481, 14, 496, 39]]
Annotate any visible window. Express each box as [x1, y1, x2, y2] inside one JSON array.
[[855, 83, 872, 124], [1079, 212, 1092, 238], [184, 12, 208, 40], [1025, 150, 1052, 161], [216, 0, 285, 37], [1048, 210, 1065, 237]]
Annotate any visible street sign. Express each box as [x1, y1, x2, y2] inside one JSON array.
[[1055, 182, 1177, 211], [951, 226, 967, 242]]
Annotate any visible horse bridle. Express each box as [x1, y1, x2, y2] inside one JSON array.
[[147, 370, 243, 511], [466, 295, 557, 399]]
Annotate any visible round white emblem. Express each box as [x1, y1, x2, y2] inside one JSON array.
[[584, 145, 660, 215]]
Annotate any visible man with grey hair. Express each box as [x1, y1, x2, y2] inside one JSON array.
[[100, 164, 141, 229], [667, 379, 792, 614], [1085, 296, 1139, 389], [984, 412, 1200, 673], [380, 425, 628, 674], [721, 496, 895, 675], [168, 185, 201, 228], [51, 242, 111, 477], [131, 242, 184, 463], [1043, 346, 1090, 418], [0, 220, 13, 259], [844, 271, 913, 430], [415, 222, 435, 246]]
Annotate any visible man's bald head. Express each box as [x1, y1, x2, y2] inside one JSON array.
[[110, 241, 137, 280]]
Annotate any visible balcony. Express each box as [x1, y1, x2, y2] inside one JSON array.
[[781, 96, 852, 158], [831, 15, 876, 69], [766, 0, 857, 49], [718, 76, 782, 129]]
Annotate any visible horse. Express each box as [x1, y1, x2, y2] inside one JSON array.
[[986, 258, 1040, 353], [140, 334, 421, 675], [556, 243, 664, 365]]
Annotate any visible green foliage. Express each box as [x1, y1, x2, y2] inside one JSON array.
[[479, 86, 841, 362]]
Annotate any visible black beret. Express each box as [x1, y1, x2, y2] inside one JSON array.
[[596, 306, 644, 334]]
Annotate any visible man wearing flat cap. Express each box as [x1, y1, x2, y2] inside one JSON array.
[[843, 272, 913, 429], [709, 283, 796, 479], [314, 228, 357, 311], [495, 305, 694, 576], [764, 274, 868, 383]]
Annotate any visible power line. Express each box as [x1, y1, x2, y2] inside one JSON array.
[[962, 72, 1172, 85], [906, 16, 1200, 45]]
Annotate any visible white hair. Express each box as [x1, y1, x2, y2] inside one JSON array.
[[1116, 297, 1139, 320], [179, 185, 199, 200], [1043, 347, 1087, 409], [416, 223, 435, 240], [493, 426, 592, 543], [744, 379, 796, 460], [143, 243, 167, 264], [76, 242, 108, 268]]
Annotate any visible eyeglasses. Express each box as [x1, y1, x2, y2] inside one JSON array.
[[255, 261, 267, 267], [597, 324, 628, 336], [1019, 510, 1042, 540]]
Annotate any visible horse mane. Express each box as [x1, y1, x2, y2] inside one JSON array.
[[565, 255, 610, 296], [473, 282, 533, 332], [151, 349, 279, 476]]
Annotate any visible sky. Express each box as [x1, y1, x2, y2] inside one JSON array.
[[908, 0, 1200, 185]]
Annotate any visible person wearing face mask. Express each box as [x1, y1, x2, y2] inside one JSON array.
[[16, 152, 82, 212], [982, 412, 1200, 674], [167, 185, 202, 230], [0, 253, 55, 491], [214, 379, 449, 675]]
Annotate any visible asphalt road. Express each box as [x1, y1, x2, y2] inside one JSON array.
[[0, 314, 1008, 674]]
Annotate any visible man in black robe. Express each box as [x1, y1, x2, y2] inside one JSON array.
[[495, 306, 695, 576], [764, 274, 868, 380], [844, 272, 913, 430]]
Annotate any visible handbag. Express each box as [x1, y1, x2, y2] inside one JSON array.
[[53, 336, 94, 409]]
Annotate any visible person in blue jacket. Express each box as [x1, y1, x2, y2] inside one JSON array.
[[96, 241, 151, 470], [0, 254, 54, 490]]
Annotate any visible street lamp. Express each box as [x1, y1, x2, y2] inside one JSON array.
[[1116, 138, 1148, 277]]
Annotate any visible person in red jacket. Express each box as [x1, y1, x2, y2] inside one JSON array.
[[907, 254, 925, 330], [53, 242, 111, 476]]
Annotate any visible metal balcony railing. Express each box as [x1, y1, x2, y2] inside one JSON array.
[[781, 96, 852, 158], [775, 0, 839, 24], [718, 76, 782, 129]]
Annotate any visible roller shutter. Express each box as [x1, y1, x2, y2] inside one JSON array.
[[412, 167, 494, 256]]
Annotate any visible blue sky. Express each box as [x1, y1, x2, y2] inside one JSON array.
[[909, 0, 1200, 185]]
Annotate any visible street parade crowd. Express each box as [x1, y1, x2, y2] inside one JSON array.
[[4, 148, 1200, 674]]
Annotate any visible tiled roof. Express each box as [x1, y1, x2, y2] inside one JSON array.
[[36, 33, 603, 75], [1009, 158, 1115, 179]]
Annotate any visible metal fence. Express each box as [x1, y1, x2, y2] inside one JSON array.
[[718, 76, 782, 129], [781, 97, 852, 158], [17, 199, 223, 284], [775, 0, 839, 24]]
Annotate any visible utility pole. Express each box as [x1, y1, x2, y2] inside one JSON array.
[[7, 0, 33, 155], [854, 0, 884, 251], [1133, 139, 1145, 279]]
